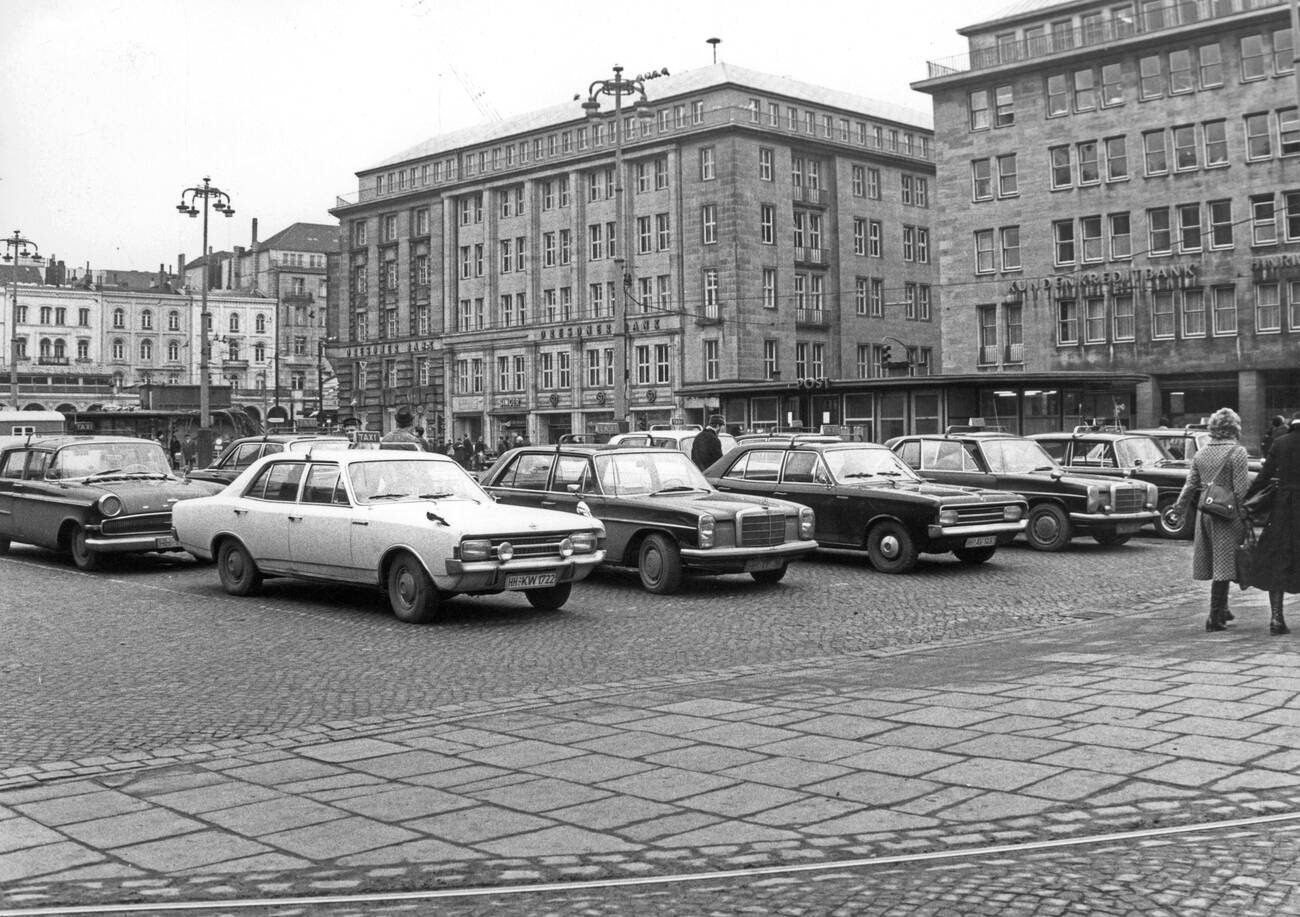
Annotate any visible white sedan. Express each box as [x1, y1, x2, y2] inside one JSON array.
[[173, 448, 605, 623]]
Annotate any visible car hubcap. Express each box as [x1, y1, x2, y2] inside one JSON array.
[[226, 552, 244, 579], [878, 534, 900, 560], [395, 566, 415, 607], [1033, 517, 1058, 541], [643, 548, 662, 581]]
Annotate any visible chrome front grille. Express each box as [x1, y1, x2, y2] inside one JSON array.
[[100, 512, 171, 536], [1112, 485, 1146, 514], [488, 533, 567, 560], [739, 511, 786, 547], [953, 504, 1007, 526]]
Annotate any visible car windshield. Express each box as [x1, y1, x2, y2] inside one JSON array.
[[823, 447, 921, 483], [348, 458, 485, 504], [48, 442, 173, 480], [593, 451, 713, 496], [979, 438, 1061, 474], [1117, 437, 1171, 467]]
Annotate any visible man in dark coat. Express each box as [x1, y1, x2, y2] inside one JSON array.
[[1244, 413, 1300, 633], [1262, 415, 1288, 458], [691, 414, 726, 470], [381, 407, 429, 451]]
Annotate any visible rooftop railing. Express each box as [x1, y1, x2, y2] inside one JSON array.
[[925, 0, 1285, 79]]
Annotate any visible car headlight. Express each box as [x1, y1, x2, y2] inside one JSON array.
[[558, 537, 574, 558], [496, 541, 515, 562], [1146, 483, 1158, 510], [799, 507, 815, 539], [1086, 485, 1104, 513], [938, 508, 959, 526], [97, 494, 123, 517], [570, 531, 597, 554], [1003, 504, 1023, 521], [698, 514, 715, 550], [460, 538, 492, 562]]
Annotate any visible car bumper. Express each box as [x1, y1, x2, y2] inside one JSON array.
[[85, 532, 184, 553], [1070, 510, 1158, 525], [926, 521, 1027, 539], [679, 539, 818, 573], [439, 552, 604, 591]]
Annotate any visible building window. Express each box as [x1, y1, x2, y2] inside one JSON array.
[[1252, 195, 1278, 245], [1084, 297, 1107, 343], [994, 84, 1014, 126], [978, 305, 998, 364], [760, 205, 775, 245], [1245, 112, 1272, 160], [997, 154, 1017, 196], [1102, 62, 1124, 105], [1182, 289, 1206, 337], [1154, 290, 1177, 340], [1242, 34, 1267, 80], [868, 220, 881, 257], [700, 147, 715, 181], [1208, 199, 1234, 247], [1074, 68, 1096, 111], [702, 339, 719, 382], [1280, 108, 1300, 156], [1004, 303, 1023, 362], [1050, 145, 1072, 188], [975, 229, 995, 274], [763, 340, 778, 379], [1257, 283, 1283, 332], [1149, 206, 1173, 254], [759, 147, 774, 181], [1178, 203, 1202, 252], [1110, 212, 1132, 259], [972, 158, 992, 200], [702, 204, 718, 244], [969, 89, 990, 130], [1047, 73, 1068, 116], [1054, 220, 1075, 265], [1057, 298, 1078, 345], [1105, 137, 1128, 180], [1000, 226, 1020, 271], [1140, 54, 1163, 99], [1077, 142, 1099, 184], [1143, 130, 1168, 174], [762, 268, 776, 309], [1169, 48, 1194, 94], [703, 269, 719, 319], [1173, 125, 1197, 170], [1212, 286, 1238, 335]]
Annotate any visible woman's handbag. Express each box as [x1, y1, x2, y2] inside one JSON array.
[[1236, 522, 1260, 590], [1198, 461, 1238, 520], [1243, 480, 1278, 519]]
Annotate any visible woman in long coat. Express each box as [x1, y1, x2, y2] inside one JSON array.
[[1171, 408, 1250, 631], [1244, 414, 1300, 634]]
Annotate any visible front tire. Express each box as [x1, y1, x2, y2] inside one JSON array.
[[953, 545, 997, 564], [1156, 497, 1194, 540], [750, 563, 788, 584], [70, 524, 103, 571], [525, 581, 572, 611], [638, 533, 683, 594], [1026, 503, 1071, 552], [866, 520, 918, 574], [388, 551, 439, 623], [217, 539, 262, 596]]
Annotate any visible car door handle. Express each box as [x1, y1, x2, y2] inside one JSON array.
[[288, 515, 302, 522], [232, 508, 246, 516], [352, 520, 368, 526]]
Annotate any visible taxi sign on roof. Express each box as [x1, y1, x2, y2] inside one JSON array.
[[350, 430, 381, 443]]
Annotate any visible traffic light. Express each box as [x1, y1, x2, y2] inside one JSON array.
[[881, 343, 894, 365]]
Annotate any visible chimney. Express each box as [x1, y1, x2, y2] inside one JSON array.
[[177, 254, 185, 280], [251, 217, 258, 249]]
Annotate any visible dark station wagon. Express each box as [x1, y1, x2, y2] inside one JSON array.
[[888, 433, 1158, 551], [705, 440, 1028, 573], [0, 435, 222, 569], [1029, 431, 1196, 539], [480, 444, 817, 593]]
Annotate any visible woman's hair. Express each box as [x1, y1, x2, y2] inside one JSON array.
[[1207, 407, 1242, 440]]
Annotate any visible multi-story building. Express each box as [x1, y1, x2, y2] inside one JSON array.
[[914, 0, 1300, 446], [329, 63, 938, 444]]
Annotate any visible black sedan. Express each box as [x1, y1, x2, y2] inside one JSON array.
[[704, 441, 1027, 573], [888, 433, 1158, 551], [0, 436, 222, 569], [187, 433, 353, 487], [480, 444, 817, 593]]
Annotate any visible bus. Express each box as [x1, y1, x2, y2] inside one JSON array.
[[62, 408, 263, 445]]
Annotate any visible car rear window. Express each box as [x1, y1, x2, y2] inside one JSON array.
[[301, 463, 348, 505], [246, 462, 305, 501], [500, 453, 553, 490]]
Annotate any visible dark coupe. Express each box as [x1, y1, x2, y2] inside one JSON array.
[[705, 441, 1027, 573], [888, 432, 1158, 551], [480, 444, 817, 593], [0, 436, 222, 569]]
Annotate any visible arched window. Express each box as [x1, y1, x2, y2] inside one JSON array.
[[168, 310, 180, 331], [53, 339, 66, 359], [167, 340, 180, 362], [77, 340, 90, 360], [140, 339, 153, 361], [228, 341, 240, 362], [141, 309, 154, 330], [254, 342, 265, 362], [111, 339, 125, 360], [229, 313, 240, 333], [112, 308, 125, 329], [255, 313, 266, 333], [39, 338, 52, 358]]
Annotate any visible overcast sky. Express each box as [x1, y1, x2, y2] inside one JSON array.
[[2, 0, 1008, 272]]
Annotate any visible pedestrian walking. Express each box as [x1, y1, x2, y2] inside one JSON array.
[[181, 434, 197, 471], [691, 414, 726, 470], [1242, 412, 1300, 635], [1169, 407, 1251, 632], [1262, 414, 1288, 458], [381, 407, 429, 451]]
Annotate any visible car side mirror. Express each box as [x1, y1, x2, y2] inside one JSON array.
[[566, 483, 581, 495]]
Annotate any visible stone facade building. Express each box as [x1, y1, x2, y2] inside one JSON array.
[[914, 0, 1300, 446], [329, 63, 937, 444]]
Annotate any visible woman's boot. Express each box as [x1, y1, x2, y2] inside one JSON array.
[[1270, 591, 1289, 635], [1207, 580, 1229, 631]]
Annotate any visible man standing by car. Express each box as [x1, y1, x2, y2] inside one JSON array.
[[692, 414, 726, 470], [382, 407, 428, 451]]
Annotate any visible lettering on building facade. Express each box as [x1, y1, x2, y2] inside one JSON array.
[[1005, 264, 1201, 302]]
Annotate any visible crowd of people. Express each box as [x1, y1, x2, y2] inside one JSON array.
[[380, 407, 526, 471], [1170, 407, 1300, 636]]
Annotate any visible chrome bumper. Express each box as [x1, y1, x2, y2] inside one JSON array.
[[85, 533, 183, 553], [680, 539, 819, 567], [1069, 510, 1158, 524], [926, 521, 1027, 539], [440, 551, 604, 590]]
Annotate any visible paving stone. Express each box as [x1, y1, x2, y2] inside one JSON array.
[[113, 830, 271, 872], [12, 790, 150, 827], [642, 744, 767, 773], [925, 759, 1063, 792], [0, 841, 102, 883], [259, 817, 419, 859], [596, 767, 737, 803], [940, 734, 1072, 761], [203, 797, 350, 836], [718, 756, 854, 788], [404, 805, 556, 844], [544, 795, 680, 830], [470, 776, 609, 813], [332, 785, 476, 821], [147, 781, 284, 814], [804, 772, 939, 806], [0, 816, 65, 853], [477, 825, 641, 857], [833, 746, 963, 776], [57, 808, 208, 849]]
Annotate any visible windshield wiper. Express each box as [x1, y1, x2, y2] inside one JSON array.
[[843, 471, 901, 479], [84, 468, 124, 480], [418, 491, 456, 500], [367, 492, 409, 500], [650, 485, 704, 496]]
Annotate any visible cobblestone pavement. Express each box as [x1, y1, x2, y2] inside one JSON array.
[[0, 537, 1197, 769], [2, 548, 1299, 915]]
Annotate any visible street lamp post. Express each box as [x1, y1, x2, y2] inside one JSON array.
[[3, 231, 42, 410], [317, 336, 338, 428], [175, 178, 234, 465], [581, 65, 667, 428]]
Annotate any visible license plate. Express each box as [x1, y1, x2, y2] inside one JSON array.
[[745, 557, 785, 572], [964, 536, 997, 548], [1116, 522, 1141, 534], [155, 535, 180, 550], [505, 572, 558, 590]]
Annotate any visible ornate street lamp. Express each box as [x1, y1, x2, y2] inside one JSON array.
[[580, 65, 667, 427], [3, 231, 42, 410], [175, 177, 234, 464]]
